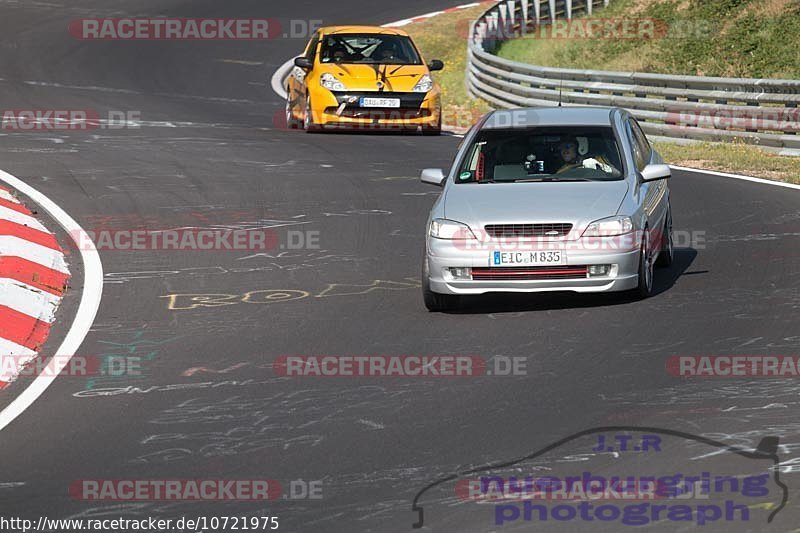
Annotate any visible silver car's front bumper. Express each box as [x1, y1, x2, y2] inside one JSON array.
[[426, 236, 641, 295]]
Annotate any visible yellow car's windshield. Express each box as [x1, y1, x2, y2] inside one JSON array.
[[320, 34, 422, 65]]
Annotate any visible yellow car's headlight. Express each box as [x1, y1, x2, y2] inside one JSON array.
[[320, 73, 346, 91], [413, 74, 433, 93]]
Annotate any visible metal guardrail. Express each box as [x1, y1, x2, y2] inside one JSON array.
[[467, 0, 800, 150]]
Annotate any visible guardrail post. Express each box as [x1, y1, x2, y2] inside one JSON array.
[[548, 0, 556, 21], [498, 4, 508, 40], [533, 0, 541, 24], [487, 13, 499, 50], [476, 21, 487, 49], [520, 0, 529, 28], [566, 0, 573, 19], [507, 0, 516, 28]]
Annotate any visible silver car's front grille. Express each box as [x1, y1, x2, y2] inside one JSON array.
[[484, 223, 573, 238]]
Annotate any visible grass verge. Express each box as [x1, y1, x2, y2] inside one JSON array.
[[654, 141, 800, 184], [404, 3, 492, 130], [496, 0, 800, 79]]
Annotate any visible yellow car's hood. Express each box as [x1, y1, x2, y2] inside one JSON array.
[[318, 63, 429, 92]]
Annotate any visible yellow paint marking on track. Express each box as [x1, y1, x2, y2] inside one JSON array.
[[746, 502, 778, 511], [161, 279, 421, 309]]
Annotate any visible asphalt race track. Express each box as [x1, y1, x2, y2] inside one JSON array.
[[0, 1, 799, 532]]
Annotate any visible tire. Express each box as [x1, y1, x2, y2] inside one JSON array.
[[655, 207, 674, 268], [422, 253, 460, 312], [633, 228, 655, 299], [303, 95, 320, 133], [285, 92, 302, 129]]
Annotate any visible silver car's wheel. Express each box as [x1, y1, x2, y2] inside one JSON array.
[[655, 208, 674, 268], [422, 252, 460, 312], [635, 229, 654, 299]]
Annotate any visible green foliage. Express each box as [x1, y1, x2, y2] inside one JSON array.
[[497, 0, 800, 78]]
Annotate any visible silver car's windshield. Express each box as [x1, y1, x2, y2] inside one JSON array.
[[456, 127, 624, 183]]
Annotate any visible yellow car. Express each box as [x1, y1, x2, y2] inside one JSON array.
[[285, 26, 444, 134]]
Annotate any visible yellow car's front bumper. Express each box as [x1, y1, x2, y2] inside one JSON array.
[[309, 87, 441, 129]]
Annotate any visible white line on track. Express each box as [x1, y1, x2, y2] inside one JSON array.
[[0, 169, 103, 432], [669, 165, 800, 191]]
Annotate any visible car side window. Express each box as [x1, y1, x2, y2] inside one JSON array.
[[627, 118, 651, 171], [304, 32, 320, 63]]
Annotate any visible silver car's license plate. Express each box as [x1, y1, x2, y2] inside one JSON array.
[[492, 251, 566, 266], [360, 97, 400, 108]]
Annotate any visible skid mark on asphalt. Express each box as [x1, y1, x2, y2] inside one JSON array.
[[129, 385, 433, 465]]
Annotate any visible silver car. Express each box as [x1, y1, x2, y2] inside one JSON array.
[[420, 106, 673, 311]]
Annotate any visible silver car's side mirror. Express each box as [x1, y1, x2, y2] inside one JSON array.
[[641, 164, 671, 182], [420, 168, 445, 186]]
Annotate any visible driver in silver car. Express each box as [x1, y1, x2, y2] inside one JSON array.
[[556, 136, 614, 174]]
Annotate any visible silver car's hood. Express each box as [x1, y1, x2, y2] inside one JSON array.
[[443, 180, 629, 238]]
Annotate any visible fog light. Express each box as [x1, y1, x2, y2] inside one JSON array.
[[588, 265, 611, 277], [448, 267, 472, 280]]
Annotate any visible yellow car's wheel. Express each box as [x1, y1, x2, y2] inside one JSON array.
[[285, 92, 302, 129], [303, 96, 321, 133]]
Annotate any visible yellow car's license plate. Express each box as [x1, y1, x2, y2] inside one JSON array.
[[360, 97, 400, 108]]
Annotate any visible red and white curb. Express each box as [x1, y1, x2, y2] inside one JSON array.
[[0, 169, 102, 432], [0, 185, 70, 388]]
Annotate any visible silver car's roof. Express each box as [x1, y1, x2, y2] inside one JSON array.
[[481, 106, 619, 129]]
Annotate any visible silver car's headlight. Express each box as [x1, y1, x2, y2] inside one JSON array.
[[412, 74, 433, 93], [430, 219, 476, 239], [320, 73, 346, 91], [582, 216, 633, 237]]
